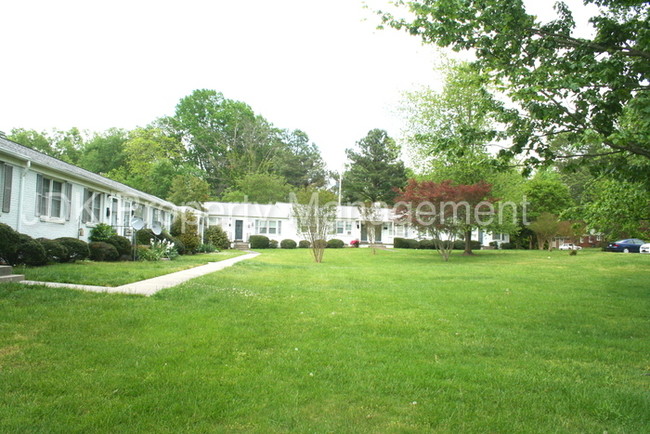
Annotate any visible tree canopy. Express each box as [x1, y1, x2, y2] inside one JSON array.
[[380, 0, 650, 182]]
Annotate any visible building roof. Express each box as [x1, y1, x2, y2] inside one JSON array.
[[0, 135, 178, 210]]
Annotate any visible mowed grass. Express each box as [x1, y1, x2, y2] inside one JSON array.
[[14, 251, 245, 286], [0, 248, 648, 432]]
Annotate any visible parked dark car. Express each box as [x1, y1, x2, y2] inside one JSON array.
[[605, 239, 646, 253]]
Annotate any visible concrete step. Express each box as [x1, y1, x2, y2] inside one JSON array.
[[0, 274, 25, 283], [233, 242, 251, 251], [0, 265, 13, 276]]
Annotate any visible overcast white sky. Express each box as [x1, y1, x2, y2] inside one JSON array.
[[0, 0, 596, 172]]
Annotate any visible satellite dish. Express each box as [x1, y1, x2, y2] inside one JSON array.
[[130, 217, 145, 231], [151, 221, 162, 236]]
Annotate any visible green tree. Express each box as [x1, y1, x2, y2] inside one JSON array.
[[9, 127, 86, 163], [291, 188, 338, 263], [77, 128, 128, 175], [402, 62, 506, 254], [524, 171, 574, 221], [168, 89, 280, 194], [273, 129, 328, 188], [342, 129, 407, 205], [167, 175, 212, 206], [220, 172, 292, 204], [529, 212, 560, 251], [380, 1, 650, 182]]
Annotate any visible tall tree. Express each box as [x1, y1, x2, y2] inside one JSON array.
[[291, 188, 338, 263], [342, 129, 407, 205], [77, 128, 128, 175], [273, 129, 328, 188], [168, 89, 280, 194], [9, 127, 86, 164], [220, 172, 293, 204], [380, 1, 650, 182], [402, 62, 505, 254]]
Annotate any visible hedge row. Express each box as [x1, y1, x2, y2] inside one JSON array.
[[247, 236, 347, 249], [393, 237, 483, 250]]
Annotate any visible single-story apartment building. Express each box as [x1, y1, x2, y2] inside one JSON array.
[[2, 134, 508, 248], [0, 135, 205, 242]]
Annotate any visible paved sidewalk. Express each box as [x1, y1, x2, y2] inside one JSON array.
[[21, 252, 260, 296]]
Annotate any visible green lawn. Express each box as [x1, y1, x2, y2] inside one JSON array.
[[14, 250, 245, 286], [1, 249, 648, 432]]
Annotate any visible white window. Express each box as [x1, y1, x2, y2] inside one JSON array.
[[37, 175, 71, 220], [82, 188, 103, 223], [395, 224, 406, 237], [0, 162, 13, 213], [255, 219, 282, 235], [122, 200, 133, 227], [336, 220, 353, 235]]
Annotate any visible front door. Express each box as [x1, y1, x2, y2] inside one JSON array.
[[375, 225, 382, 243], [235, 220, 244, 241]]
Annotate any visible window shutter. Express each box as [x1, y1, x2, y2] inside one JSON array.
[[2, 165, 12, 213], [35, 174, 43, 217], [82, 188, 90, 223], [0, 164, 4, 211], [65, 183, 72, 221]]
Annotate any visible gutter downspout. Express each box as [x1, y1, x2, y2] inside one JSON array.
[[16, 160, 31, 233]]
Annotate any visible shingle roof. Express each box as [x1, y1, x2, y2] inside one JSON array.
[[0, 135, 177, 209]]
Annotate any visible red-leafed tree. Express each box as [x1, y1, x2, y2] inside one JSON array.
[[394, 179, 495, 261]]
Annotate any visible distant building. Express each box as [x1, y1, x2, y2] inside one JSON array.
[[1, 135, 508, 248]]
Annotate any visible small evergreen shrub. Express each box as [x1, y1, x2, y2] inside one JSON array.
[[197, 243, 217, 253], [269, 240, 278, 249], [89, 242, 119, 262], [171, 236, 186, 255], [250, 235, 270, 249], [55, 237, 90, 262], [106, 235, 132, 257], [204, 225, 230, 250], [0, 223, 20, 264], [9, 234, 47, 266], [136, 228, 156, 245], [89, 223, 117, 242], [326, 239, 345, 248], [298, 240, 311, 249], [417, 239, 436, 250], [501, 242, 515, 250], [38, 239, 68, 263], [394, 238, 419, 249], [170, 210, 200, 254], [280, 239, 297, 249]]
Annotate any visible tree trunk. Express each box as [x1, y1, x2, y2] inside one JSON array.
[[463, 229, 474, 255]]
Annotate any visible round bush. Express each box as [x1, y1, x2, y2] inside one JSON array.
[[204, 225, 230, 250], [326, 239, 345, 248], [280, 239, 297, 249], [197, 243, 217, 253], [136, 229, 156, 245], [0, 223, 20, 264], [298, 240, 311, 249], [9, 234, 47, 266], [394, 238, 419, 249], [250, 235, 270, 249], [269, 240, 278, 249], [417, 239, 436, 250], [89, 242, 119, 262], [55, 237, 90, 262], [106, 235, 132, 257], [89, 223, 117, 242], [38, 239, 69, 263]]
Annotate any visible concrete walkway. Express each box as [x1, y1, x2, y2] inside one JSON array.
[[21, 252, 260, 296]]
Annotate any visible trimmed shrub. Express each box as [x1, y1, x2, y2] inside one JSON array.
[[298, 240, 311, 249], [0, 223, 20, 264], [394, 238, 418, 249], [106, 235, 132, 257], [9, 234, 47, 266], [38, 239, 69, 263], [250, 235, 270, 249], [171, 236, 186, 255], [170, 210, 201, 254], [417, 239, 436, 250], [89, 242, 119, 262], [55, 238, 90, 262], [501, 242, 515, 250], [326, 239, 345, 248], [197, 243, 217, 253], [280, 239, 297, 249], [204, 225, 230, 250], [136, 228, 156, 245], [89, 223, 117, 242], [269, 240, 279, 249], [452, 240, 483, 250]]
